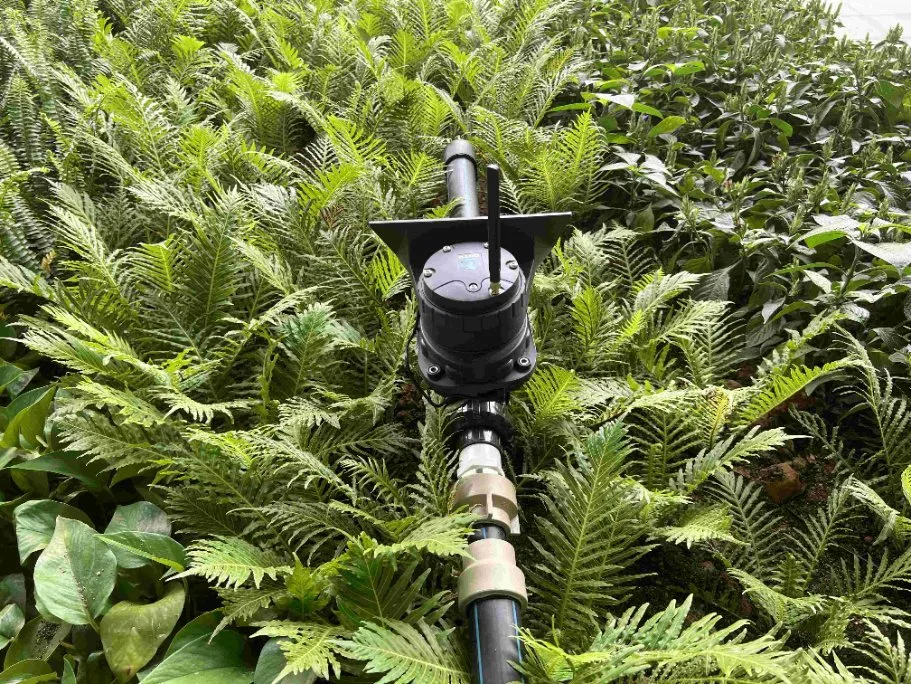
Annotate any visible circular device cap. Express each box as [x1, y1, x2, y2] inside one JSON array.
[[421, 241, 519, 312]]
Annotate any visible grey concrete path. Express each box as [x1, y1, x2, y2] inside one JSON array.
[[836, 0, 911, 42]]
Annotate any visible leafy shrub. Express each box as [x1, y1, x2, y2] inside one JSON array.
[[0, 0, 910, 682]]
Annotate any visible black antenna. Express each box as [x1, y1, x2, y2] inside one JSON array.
[[487, 164, 501, 295]]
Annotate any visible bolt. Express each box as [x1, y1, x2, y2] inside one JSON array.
[[423, 268, 435, 278], [428, 365, 441, 376], [442, 245, 452, 253], [517, 357, 531, 368], [507, 260, 518, 270], [483, 242, 489, 249], [468, 283, 480, 292]]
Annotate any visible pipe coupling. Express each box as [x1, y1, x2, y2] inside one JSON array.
[[453, 473, 519, 534], [458, 538, 527, 610]]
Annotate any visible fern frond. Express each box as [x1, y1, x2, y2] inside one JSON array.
[[653, 505, 743, 550], [251, 621, 344, 681], [337, 620, 469, 684], [528, 423, 652, 645], [176, 536, 293, 588], [709, 472, 784, 577], [734, 360, 855, 427]]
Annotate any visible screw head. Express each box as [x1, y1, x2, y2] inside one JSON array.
[[423, 268, 435, 278], [427, 365, 441, 376], [517, 357, 531, 368], [507, 260, 519, 270], [467, 283, 480, 292], [483, 242, 489, 249], [442, 245, 452, 253]]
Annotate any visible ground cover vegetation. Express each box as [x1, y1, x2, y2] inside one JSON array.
[[0, 0, 910, 681]]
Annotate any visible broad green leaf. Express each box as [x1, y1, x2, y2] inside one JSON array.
[[669, 60, 705, 76], [768, 117, 793, 136], [851, 240, 911, 270], [13, 500, 93, 563], [33, 518, 117, 627], [1, 387, 55, 450], [648, 116, 686, 138], [0, 575, 26, 613], [9, 452, 105, 490], [0, 659, 55, 684], [800, 226, 850, 248], [161, 613, 222, 659], [0, 605, 25, 650], [253, 639, 317, 684], [631, 102, 663, 117], [98, 532, 186, 571], [105, 502, 171, 536], [0, 363, 36, 398], [139, 622, 253, 684], [101, 584, 186, 682], [3, 619, 69, 668], [61, 657, 76, 684]]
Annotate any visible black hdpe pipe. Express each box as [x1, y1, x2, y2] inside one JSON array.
[[467, 525, 524, 684], [444, 141, 525, 684]]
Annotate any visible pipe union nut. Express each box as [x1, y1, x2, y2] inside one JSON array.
[[453, 473, 519, 534], [458, 538, 528, 611]]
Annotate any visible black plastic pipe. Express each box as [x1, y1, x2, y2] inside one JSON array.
[[444, 140, 481, 218], [467, 525, 524, 684]]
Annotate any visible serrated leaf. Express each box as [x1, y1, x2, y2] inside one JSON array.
[[251, 623, 342, 681], [253, 639, 316, 684], [337, 620, 468, 684]]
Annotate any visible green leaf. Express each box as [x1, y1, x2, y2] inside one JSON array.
[[3, 619, 69, 668], [0, 576, 26, 614], [768, 117, 793, 136], [98, 532, 186, 571], [648, 116, 687, 138], [0, 605, 25, 650], [0, 363, 36, 398], [61, 657, 76, 684], [250, 624, 342, 681], [337, 620, 468, 684], [101, 583, 186, 682], [253, 639, 317, 684], [140, 620, 253, 684], [0, 659, 55, 684], [631, 102, 663, 117], [105, 502, 171, 536], [13, 500, 93, 563], [9, 452, 105, 490], [800, 226, 850, 248], [851, 240, 911, 269], [1, 387, 55, 450], [669, 60, 705, 76], [33, 518, 117, 627]]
